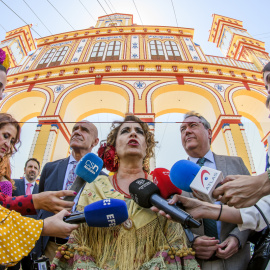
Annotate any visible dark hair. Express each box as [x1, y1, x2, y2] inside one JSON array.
[[183, 111, 211, 129], [0, 113, 21, 155], [262, 62, 270, 73], [0, 65, 7, 74], [183, 111, 212, 144], [266, 95, 270, 109], [106, 114, 157, 172], [25, 158, 40, 170]]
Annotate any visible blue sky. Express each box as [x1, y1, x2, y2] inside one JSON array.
[[1, 0, 268, 178]]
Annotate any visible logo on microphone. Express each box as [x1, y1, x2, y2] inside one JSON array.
[[84, 160, 99, 174], [136, 179, 145, 185], [103, 199, 111, 205], [201, 170, 210, 188], [106, 214, 116, 226]]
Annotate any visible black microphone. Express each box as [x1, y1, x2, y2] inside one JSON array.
[[129, 178, 201, 228]]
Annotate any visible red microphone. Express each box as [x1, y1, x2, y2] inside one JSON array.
[[151, 168, 182, 199]]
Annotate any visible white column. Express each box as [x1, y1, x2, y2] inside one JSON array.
[[28, 124, 42, 159], [239, 123, 256, 175], [222, 124, 238, 156], [41, 124, 59, 171]]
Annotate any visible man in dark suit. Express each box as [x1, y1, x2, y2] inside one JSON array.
[[180, 111, 251, 270], [9, 158, 40, 270], [38, 121, 105, 263]]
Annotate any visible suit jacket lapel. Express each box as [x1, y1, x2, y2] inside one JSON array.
[[213, 153, 227, 177], [57, 157, 69, 190], [32, 183, 39, 194], [19, 180, 25, 195]]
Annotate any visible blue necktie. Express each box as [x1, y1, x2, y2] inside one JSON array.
[[197, 158, 219, 239]]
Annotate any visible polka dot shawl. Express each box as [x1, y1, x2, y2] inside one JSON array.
[[0, 205, 43, 266]]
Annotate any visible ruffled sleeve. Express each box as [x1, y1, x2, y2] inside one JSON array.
[[0, 205, 43, 266]]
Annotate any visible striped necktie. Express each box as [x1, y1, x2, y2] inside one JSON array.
[[197, 157, 219, 239]]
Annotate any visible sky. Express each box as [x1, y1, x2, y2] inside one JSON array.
[[1, 0, 269, 178]]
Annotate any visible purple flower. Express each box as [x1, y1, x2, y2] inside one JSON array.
[[0, 49, 6, 64]]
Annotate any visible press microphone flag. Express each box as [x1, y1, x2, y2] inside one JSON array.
[[63, 153, 103, 201], [64, 198, 128, 227], [170, 160, 223, 203], [151, 168, 182, 199], [129, 178, 201, 228]]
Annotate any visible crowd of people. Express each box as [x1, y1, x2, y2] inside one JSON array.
[[0, 50, 270, 270]]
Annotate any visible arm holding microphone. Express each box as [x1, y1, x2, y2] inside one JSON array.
[[168, 195, 270, 232], [0, 189, 77, 215], [168, 159, 252, 261], [213, 171, 270, 208], [155, 195, 243, 225]]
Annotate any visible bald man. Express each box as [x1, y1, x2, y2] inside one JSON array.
[[38, 121, 106, 262]]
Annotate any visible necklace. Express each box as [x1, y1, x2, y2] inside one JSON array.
[[112, 171, 148, 198]]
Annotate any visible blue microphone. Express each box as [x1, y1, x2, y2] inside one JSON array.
[[63, 153, 103, 201], [170, 160, 201, 192], [170, 160, 224, 202], [64, 198, 128, 227]]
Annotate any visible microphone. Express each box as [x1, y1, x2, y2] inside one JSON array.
[[170, 160, 223, 203], [63, 153, 103, 201], [129, 178, 201, 228], [64, 198, 128, 227], [152, 168, 182, 199], [152, 168, 196, 242]]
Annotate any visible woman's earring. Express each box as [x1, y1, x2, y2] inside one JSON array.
[[114, 152, 119, 166], [143, 156, 150, 172]]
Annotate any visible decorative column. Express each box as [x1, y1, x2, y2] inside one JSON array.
[[221, 123, 237, 156], [42, 124, 59, 170], [212, 115, 253, 174], [239, 123, 256, 175], [28, 124, 42, 159], [31, 115, 71, 169]]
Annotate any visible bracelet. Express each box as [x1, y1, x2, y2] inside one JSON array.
[[216, 204, 223, 221]]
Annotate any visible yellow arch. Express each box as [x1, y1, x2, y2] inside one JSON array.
[[1, 91, 47, 122]]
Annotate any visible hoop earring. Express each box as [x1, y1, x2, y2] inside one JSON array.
[[143, 156, 150, 173], [114, 152, 119, 167]]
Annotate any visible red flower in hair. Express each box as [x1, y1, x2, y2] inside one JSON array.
[[98, 143, 119, 172]]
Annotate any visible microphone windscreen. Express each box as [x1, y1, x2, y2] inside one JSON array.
[[152, 168, 182, 199], [170, 160, 201, 192], [84, 198, 128, 227], [129, 178, 160, 208], [75, 153, 103, 183]]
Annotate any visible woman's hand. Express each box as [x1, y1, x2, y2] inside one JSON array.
[[32, 190, 77, 213], [151, 195, 210, 220], [42, 210, 79, 238], [213, 172, 270, 208]]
